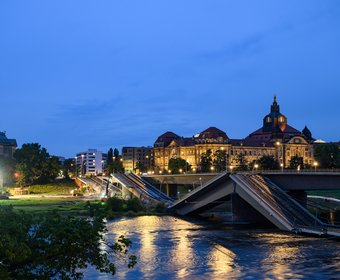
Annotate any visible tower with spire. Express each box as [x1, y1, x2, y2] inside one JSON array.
[[262, 95, 287, 135]]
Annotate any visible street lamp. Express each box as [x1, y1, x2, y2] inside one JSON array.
[[210, 166, 215, 172], [229, 166, 234, 173], [254, 164, 259, 172], [179, 168, 183, 174], [313, 161, 318, 172], [280, 163, 284, 172]]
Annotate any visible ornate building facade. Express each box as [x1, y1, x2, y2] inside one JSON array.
[[153, 97, 316, 172]]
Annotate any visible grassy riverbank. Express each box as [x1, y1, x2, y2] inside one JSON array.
[[0, 197, 90, 215], [0, 196, 167, 217], [5, 180, 77, 195]]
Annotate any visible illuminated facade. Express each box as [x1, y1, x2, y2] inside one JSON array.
[[75, 149, 107, 175], [153, 97, 316, 171], [122, 146, 153, 172]]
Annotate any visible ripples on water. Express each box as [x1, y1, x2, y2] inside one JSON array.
[[85, 216, 340, 279]]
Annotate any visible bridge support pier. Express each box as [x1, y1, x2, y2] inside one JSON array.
[[121, 186, 133, 200], [230, 193, 271, 225], [287, 190, 307, 207], [165, 184, 178, 198]]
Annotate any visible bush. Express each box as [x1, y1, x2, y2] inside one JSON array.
[[154, 203, 167, 213], [106, 197, 124, 212], [125, 198, 145, 212]]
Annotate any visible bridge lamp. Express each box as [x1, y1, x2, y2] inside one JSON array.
[[159, 170, 162, 174], [210, 166, 215, 172], [254, 164, 259, 171], [229, 166, 234, 173], [168, 170, 172, 174], [179, 168, 183, 174], [192, 167, 196, 173], [313, 161, 318, 172], [280, 163, 284, 172]]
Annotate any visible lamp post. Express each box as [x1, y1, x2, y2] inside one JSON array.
[[313, 161, 318, 172], [280, 163, 284, 172], [254, 164, 259, 173], [276, 141, 283, 169]]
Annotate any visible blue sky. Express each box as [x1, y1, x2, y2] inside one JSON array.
[[1, 1, 339, 157]]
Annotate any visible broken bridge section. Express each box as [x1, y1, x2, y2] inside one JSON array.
[[169, 173, 340, 237]]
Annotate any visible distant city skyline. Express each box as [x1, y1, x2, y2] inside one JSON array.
[[1, 1, 339, 157]]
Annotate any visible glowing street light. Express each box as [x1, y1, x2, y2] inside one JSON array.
[[210, 166, 215, 172], [280, 163, 284, 172], [313, 161, 318, 172], [179, 168, 183, 174], [254, 164, 259, 172]]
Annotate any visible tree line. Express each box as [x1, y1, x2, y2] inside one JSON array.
[[0, 144, 125, 187]]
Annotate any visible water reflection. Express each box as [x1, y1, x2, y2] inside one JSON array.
[[85, 216, 340, 279]]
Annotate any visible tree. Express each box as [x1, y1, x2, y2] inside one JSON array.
[[168, 158, 190, 174], [235, 153, 248, 171], [135, 161, 147, 173], [106, 148, 114, 175], [256, 155, 279, 170], [14, 143, 60, 186], [62, 158, 76, 179], [314, 143, 340, 168], [199, 149, 213, 173], [213, 150, 227, 172], [0, 206, 136, 279], [289, 155, 304, 170], [112, 148, 124, 173]]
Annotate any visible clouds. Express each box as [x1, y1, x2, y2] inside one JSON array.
[[1, 1, 340, 156]]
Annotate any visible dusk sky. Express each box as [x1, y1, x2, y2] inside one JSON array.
[[1, 1, 340, 157]]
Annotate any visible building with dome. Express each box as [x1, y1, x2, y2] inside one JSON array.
[[152, 97, 318, 172]]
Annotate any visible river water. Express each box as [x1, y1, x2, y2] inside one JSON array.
[[85, 216, 340, 279]]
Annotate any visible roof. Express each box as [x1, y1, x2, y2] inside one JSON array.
[[0, 132, 17, 146], [197, 127, 229, 140], [171, 138, 195, 147], [154, 131, 181, 147]]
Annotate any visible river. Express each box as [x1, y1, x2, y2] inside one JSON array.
[[84, 216, 340, 279]]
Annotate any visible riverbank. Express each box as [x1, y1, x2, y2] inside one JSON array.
[[0, 196, 168, 217]]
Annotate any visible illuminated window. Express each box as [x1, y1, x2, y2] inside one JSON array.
[[266, 117, 271, 123]]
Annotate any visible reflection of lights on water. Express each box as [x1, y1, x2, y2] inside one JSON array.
[[173, 231, 194, 279], [256, 233, 301, 278], [207, 244, 237, 277]]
